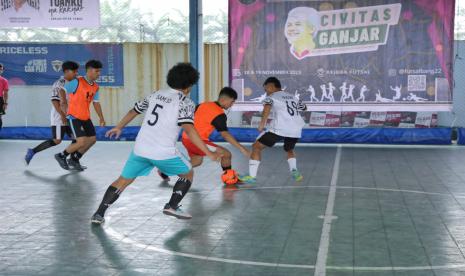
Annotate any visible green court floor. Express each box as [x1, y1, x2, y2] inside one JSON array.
[[1, 140, 465, 275]]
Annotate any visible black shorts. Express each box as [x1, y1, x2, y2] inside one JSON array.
[[68, 118, 96, 138], [51, 125, 73, 140], [0, 97, 4, 115], [257, 131, 299, 152]]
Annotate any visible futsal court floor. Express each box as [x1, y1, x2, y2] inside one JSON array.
[[1, 140, 465, 276]]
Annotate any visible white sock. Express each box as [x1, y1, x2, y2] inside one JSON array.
[[249, 160, 260, 177], [288, 158, 297, 171]]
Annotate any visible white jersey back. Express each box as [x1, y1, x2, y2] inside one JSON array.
[[263, 91, 306, 138], [50, 77, 66, 126], [133, 88, 195, 160]]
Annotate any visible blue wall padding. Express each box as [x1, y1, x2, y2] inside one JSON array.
[[0, 127, 452, 145]]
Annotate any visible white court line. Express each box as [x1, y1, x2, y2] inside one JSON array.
[[105, 225, 465, 271], [104, 227, 315, 269], [104, 183, 465, 271], [314, 145, 342, 276], [185, 185, 465, 199]]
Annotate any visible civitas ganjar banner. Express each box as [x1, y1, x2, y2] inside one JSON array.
[[0, 0, 100, 28], [229, 0, 454, 111]]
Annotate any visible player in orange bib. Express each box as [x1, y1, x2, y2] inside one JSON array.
[[159, 87, 250, 184], [54, 60, 106, 171]]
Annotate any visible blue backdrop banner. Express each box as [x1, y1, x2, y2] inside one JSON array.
[[0, 43, 123, 87]]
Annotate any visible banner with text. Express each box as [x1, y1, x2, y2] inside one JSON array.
[[229, 0, 454, 111], [0, 0, 100, 28], [0, 43, 123, 87]]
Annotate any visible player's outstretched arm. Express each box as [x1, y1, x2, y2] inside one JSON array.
[[258, 104, 272, 132], [220, 131, 251, 157], [106, 109, 139, 139], [182, 124, 222, 161]]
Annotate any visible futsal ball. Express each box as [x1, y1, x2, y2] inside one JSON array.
[[221, 169, 239, 185]]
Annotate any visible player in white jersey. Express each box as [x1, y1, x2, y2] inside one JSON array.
[[24, 61, 79, 165], [91, 63, 221, 224], [239, 77, 307, 184]]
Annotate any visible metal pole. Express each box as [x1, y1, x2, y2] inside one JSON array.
[[189, 0, 203, 104]]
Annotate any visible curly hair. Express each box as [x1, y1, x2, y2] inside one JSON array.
[[167, 62, 200, 89]]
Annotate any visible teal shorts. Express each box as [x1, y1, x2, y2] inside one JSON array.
[[121, 151, 191, 179]]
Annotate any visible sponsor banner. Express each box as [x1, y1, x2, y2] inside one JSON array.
[[230, 0, 454, 111], [0, 43, 123, 87], [242, 111, 437, 128], [0, 0, 100, 28]]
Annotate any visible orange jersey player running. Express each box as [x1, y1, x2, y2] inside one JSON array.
[[54, 60, 106, 171], [159, 87, 250, 184]]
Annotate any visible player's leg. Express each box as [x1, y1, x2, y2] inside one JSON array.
[[163, 170, 194, 219], [68, 120, 96, 171], [215, 145, 232, 171], [239, 132, 279, 184], [57, 136, 86, 170], [25, 126, 63, 165], [56, 118, 86, 170], [157, 153, 193, 219], [91, 152, 155, 224], [215, 145, 240, 185], [158, 137, 203, 183], [283, 137, 302, 181], [77, 135, 96, 155], [190, 155, 204, 168], [64, 125, 77, 144]]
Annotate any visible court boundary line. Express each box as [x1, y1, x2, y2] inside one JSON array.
[[314, 145, 341, 276], [104, 184, 465, 271]]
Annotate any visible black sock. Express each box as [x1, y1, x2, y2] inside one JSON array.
[[222, 165, 232, 171], [71, 151, 83, 161], [62, 150, 71, 157], [32, 139, 57, 153], [167, 178, 192, 209], [95, 186, 121, 217]]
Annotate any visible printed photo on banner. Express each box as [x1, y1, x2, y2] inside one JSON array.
[[229, 0, 454, 111], [0, 0, 100, 28]]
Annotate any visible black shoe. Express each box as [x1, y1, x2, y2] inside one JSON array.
[[163, 203, 192, 219], [68, 158, 84, 171], [54, 153, 69, 170], [91, 213, 105, 225]]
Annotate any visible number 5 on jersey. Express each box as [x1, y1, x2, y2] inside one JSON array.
[[148, 104, 163, 126]]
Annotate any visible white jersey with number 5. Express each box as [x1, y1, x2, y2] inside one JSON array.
[[133, 88, 195, 160], [263, 91, 306, 138]]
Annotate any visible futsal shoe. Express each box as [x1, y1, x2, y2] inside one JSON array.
[[54, 153, 70, 170], [24, 148, 35, 165], [291, 169, 303, 182], [91, 213, 105, 225], [158, 170, 170, 181], [163, 203, 192, 219], [68, 158, 85, 171], [237, 174, 257, 184]]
